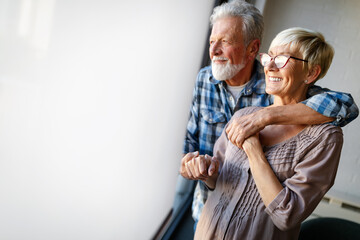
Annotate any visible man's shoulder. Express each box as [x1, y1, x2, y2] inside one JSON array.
[[194, 65, 219, 89], [199, 65, 212, 72], [197, 65, 213, 80]]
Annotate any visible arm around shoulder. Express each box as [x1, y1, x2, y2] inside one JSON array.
[[304, 85, 359, 127]]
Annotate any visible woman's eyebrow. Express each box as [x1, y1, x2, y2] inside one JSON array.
[[268, 51, 292, 56]]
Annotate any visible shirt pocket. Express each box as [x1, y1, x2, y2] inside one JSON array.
[[200, 108, 227, 124]]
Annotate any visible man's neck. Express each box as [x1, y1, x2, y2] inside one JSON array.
[[225, 60, 255, 86]]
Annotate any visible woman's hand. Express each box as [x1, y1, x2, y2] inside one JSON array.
[[226, 111, 267, 149], [242, 134, 262, 155]]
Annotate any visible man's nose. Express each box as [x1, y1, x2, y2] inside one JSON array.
[[210, 41, 222, 56]]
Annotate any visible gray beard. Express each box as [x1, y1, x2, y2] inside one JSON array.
[[211, 61, 245, 80]]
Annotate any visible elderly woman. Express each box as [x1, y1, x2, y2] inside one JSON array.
[[190, 27, 344, 240]]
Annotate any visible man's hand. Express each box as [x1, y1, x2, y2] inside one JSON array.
[[226, 110, 267, 148], [180, 151, 199, 179], [180, 152, 219, 184]]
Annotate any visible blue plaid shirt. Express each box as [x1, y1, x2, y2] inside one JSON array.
[[183, 60, 359, 223]]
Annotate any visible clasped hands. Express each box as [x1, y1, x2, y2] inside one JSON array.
[[180, 152, 219, 181], [226, 110, 266, 149]]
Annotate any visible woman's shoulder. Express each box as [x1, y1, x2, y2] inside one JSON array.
[[233, 106, 263, 118], [305, 124, 343, 145], [307, 124, 342, 135]]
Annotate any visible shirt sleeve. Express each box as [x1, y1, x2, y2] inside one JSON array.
[[183, 74, 201, 154], [212, 124, 229, 167], [302, 85, 359, 127], [265, 128, 343, 231]]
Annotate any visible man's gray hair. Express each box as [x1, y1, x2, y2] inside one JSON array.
[[210, 0, 264, 46]]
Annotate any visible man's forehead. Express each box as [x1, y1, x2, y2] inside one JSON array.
[[210, 17, 243, 38]]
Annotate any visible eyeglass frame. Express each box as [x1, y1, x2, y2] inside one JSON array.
[[259, 53, 308, 69]]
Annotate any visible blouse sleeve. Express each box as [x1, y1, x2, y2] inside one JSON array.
[[212, 123, 229, 168], [265, 128, 343, 231]]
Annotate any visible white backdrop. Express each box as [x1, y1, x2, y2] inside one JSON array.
[[0, 0, 213, 239]]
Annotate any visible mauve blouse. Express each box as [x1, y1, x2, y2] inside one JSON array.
[[194, 106, 343, 240]]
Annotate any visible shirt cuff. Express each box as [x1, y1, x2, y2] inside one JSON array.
[[265, 188, 286, 214]]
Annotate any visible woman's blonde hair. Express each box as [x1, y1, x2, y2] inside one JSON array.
[[269, 27, 334, 81]]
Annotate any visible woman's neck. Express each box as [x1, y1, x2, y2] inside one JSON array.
[[272, 86, 309, 106], [272, 94, 307, 106]]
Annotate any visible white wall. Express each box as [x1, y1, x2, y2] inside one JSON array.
[[261, 0, 360, 198], [0, 0, 214, 239]]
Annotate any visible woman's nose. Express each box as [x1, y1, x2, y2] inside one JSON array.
[[266, 59, 278, 70]]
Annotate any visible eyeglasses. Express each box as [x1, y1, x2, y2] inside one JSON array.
[[259, 53, 308, 69]]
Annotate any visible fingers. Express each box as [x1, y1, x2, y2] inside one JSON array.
[[226, 121, 244, 148], [183, 154, 213, 181], [199, 156, 208, 176], [185, 160, 196, 179], [181, 151, 199, 168], [235, 134, 245, 149], [208, 156, 219, 176], [180, 151, 199, 178], [225, 122, 235, 141], [184, 151, 199, 162], [185, 157, 200, 180]]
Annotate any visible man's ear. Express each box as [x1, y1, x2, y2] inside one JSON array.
[[306, 64, 321, 84], [246, 39, 260, 60]]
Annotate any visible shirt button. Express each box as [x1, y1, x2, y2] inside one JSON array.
[[229, 96, 233, 101], [247, 89, 251, 93], [336, 115, 343, 122]]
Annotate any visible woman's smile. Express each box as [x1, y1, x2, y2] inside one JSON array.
[[268, 76, 282, 82]]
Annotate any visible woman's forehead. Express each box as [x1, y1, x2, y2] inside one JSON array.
[[269, 44, 300, 55]]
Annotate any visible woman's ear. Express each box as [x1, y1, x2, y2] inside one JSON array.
[[246, 39, 260, 61], [306, 64, 321, 84]]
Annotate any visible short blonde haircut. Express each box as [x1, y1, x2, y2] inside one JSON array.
[[269, 27, 334, 81]]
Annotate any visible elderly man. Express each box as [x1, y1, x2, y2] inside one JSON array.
[[179, 0, 358, 229]]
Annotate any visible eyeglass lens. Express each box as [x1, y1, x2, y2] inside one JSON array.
[[260, 54, 289, 68]]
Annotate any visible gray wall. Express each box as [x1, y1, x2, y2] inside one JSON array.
[[260, 0, 360, 198]]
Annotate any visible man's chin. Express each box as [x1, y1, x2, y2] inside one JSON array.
[[212, 64, 230, 80], [212, 62, 245, 81], [212, 68, 237, 81]]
